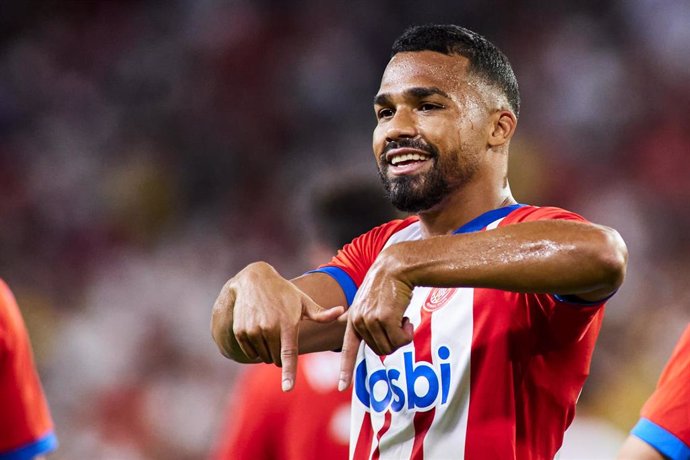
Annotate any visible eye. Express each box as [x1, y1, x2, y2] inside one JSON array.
[[377, 108, 395, 120], [419, 103, 441, 112]]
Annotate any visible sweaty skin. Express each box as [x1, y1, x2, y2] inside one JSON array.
[[210, 51, 627, 392]]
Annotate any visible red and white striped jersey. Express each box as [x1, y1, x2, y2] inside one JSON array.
[[314, 204, 607, 460]]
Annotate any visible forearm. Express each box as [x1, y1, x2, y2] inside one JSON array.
[[292, 273, 348, 352], [382, 220, 627, 301]]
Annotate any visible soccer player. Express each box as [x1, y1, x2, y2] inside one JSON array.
[[211, 181, 396, 460], [211, 24, 628, 459], [617, 325, 690, 460], [0, 279, 58, 459]]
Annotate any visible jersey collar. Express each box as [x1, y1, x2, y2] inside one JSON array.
[[452, 204, 525, 234]]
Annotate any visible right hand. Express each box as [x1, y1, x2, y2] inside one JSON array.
[[337, 247, 414, 391], [211, 261, 344, 391]]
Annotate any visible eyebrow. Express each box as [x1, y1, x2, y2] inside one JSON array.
[[373, 86, 451, 106]]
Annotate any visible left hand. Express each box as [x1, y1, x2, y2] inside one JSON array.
[[338, 248, 415, 391]]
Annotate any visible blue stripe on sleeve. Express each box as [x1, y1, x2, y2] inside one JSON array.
[[631, 418, 690, 460], [552, 292, 614, 306], [308, 266, 358, 306], [0, 432, 58, 460]]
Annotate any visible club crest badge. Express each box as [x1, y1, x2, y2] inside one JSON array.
[[423, 287, 457, 312]]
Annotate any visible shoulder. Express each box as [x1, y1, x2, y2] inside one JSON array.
[[359, 216, 420, 244], [501, 205, 588, 225]]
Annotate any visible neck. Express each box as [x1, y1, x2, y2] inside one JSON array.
[[416, 180, 515, 237]]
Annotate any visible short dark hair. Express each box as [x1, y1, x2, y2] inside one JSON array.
[[391, 24, 520, 118], [312, 180, 396, 249]]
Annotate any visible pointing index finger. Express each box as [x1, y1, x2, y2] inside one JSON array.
[[280, 326, 299, 392], [338, 320, 361, 391]]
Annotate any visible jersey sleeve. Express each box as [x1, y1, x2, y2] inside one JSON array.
[[309, 217, 418, 305], [499, 205, 587, 225], [631, 325, 690, 460], [0, 279, 58, 459], [499, 206, 607, 345]]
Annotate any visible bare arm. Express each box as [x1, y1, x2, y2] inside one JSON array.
[[390, 220, 626, 301], [617, 436, 665, 460], [211, 262, 347, 390], [291, 272, 349, 353], [338, 220, 627, 389]]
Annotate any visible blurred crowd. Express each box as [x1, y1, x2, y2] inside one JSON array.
[[1, 1, 689, 459]]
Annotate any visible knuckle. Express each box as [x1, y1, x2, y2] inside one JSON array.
[[353, 314, 367, 329], [241, 326, 262, 338], [280, 347, 298, 359], [340, 341, 353, 355], [376, 309, 394, 321], [233, 328, 247, 342]]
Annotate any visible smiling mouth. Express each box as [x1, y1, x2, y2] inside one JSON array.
[[389, 152, 432, 166]]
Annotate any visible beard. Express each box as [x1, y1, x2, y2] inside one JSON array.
[[377, 139, 475, 213]]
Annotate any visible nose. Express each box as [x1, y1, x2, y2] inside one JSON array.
[[385, 109, 418, 143]]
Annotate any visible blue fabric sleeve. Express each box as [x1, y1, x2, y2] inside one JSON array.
[[307, 266, 358, 306], [0, 432, 58, 460], [631, 418, 690, 460]]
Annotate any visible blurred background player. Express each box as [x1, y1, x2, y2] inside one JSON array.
[[210, 177, 397, 460], [0, 278, 58, 459], [617, 324, 690, 460]]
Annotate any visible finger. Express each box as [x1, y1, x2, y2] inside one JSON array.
[[380, 315, 415, 352], [369, 321, 397, 356], [234, 330, 260, 361], [235, 323, 273, 363], [364, 318, 396, 356], [302, 295, 345, 323], [401, 316, 415, 338], [351, 311, 378, 355], [279, 326, 300, 392], [265, 331, 283, 367], [258, 335, 278, 364], [338, 321, 361, 391], [251, 333, 274, 364], [240, 332, 273, 363]]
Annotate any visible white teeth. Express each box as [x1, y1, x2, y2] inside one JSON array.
[[390, 153, 429, 165]]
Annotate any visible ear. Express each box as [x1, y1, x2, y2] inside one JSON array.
[[488, 110, 517, 147]]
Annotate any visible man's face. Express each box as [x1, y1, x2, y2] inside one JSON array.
[[373, 51, 491, 213]]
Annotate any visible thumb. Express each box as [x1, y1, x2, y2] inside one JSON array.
[[301, 295, 345, 323]]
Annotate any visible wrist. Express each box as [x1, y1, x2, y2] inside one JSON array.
[[378, 244, 414, 288], [238, 261, 278, 286]]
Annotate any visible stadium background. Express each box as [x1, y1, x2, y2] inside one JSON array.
[[1, 1, 689, 458]]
